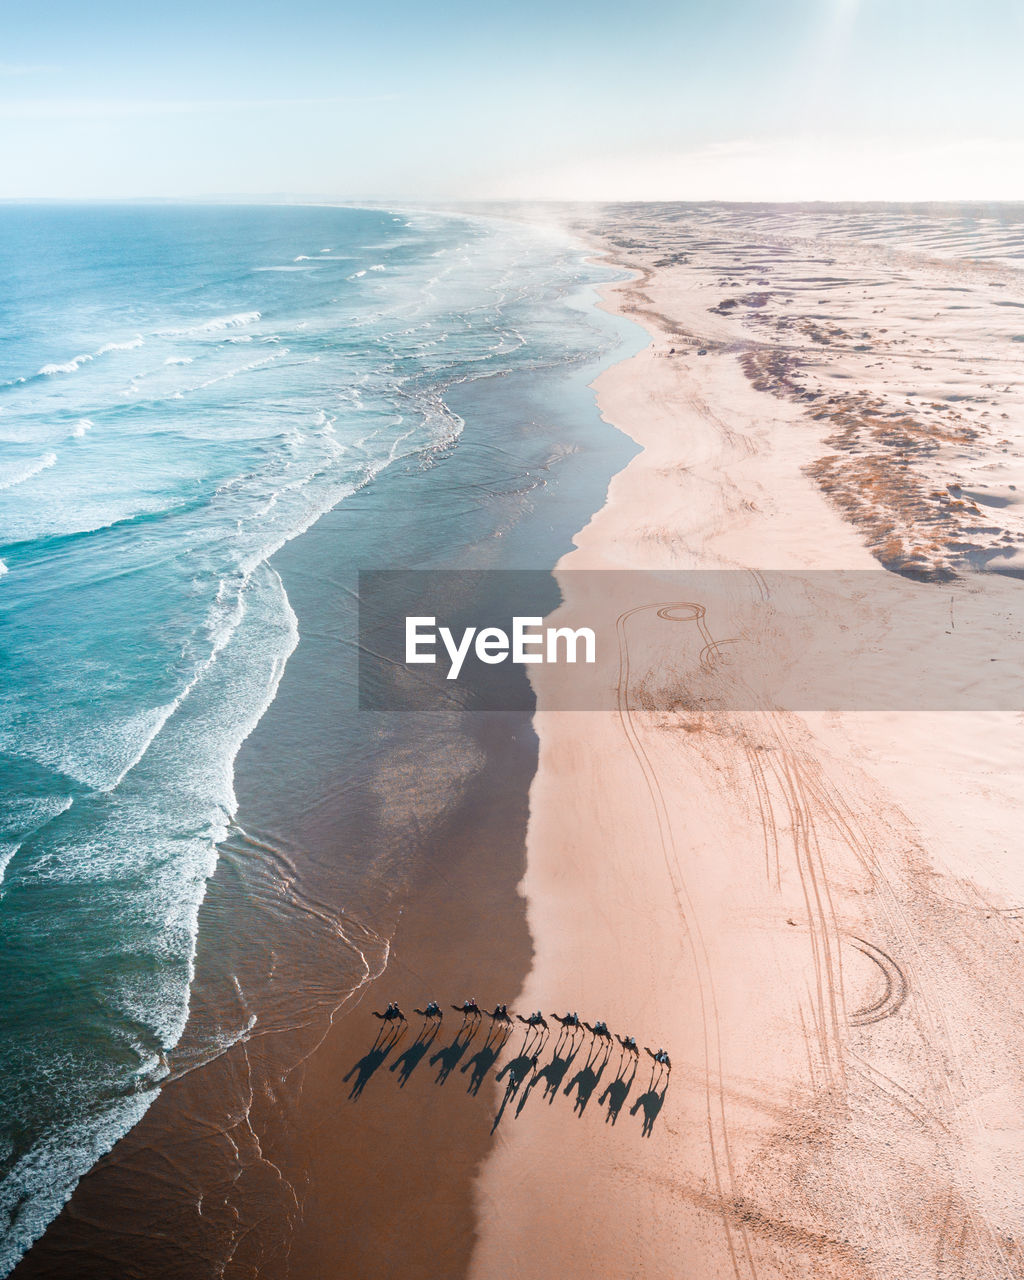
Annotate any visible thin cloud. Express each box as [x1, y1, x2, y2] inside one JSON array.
[[0, 93, 397, 119], [492, 136, 1024, 203]]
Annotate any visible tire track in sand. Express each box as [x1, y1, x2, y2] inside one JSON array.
[[617, 600, 760, 1280]]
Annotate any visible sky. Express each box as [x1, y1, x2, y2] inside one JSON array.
[[1, 0, 1023, 201]]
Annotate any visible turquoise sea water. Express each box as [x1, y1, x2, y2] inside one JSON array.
[[0, 205, 630, 1274]]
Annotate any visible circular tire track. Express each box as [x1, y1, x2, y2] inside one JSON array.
[[847, 936, 908, 1026]]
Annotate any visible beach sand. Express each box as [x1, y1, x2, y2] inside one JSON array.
[[469, 205, 1024, 1279]]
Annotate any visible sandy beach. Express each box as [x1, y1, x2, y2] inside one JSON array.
[[10, 203, 1024, 1280], [470, 205, 1024, 1279]]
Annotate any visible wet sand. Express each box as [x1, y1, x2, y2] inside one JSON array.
[[12, 561, 538, 1280]]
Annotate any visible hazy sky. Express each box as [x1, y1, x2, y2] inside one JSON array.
[[2, 0, 1023, 200]]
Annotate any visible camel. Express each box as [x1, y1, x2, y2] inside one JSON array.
[[645, 1047, 672, 1070], [550, 1011, 582, 1030], [516, 1011, 549, 1031], [452, 998, 482, 1019], [414, 1001, 443, 1021], [485, 1003, 513, 1026], [617, 1034, 639, 1056], [371, 1002, 406, 1024], [585, 1020, 612, 1041]]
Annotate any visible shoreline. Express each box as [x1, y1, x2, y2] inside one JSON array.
[[9, 213, 638, 1280], [469, 208, 1024, 1277]]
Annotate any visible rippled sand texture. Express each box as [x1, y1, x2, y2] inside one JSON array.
[[469, 205, 1024, 1280]]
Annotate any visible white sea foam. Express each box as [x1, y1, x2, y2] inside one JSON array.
[[164, 356, 193, 366], [38, 354, 92, 376], [369, 264, 385, 272], [0, 795, 73, 889], [0, 704, 177, 797], [0, 452, 57, 491], [348, 270, 366, 279], [194, 352, 286, 390], [71, 419, 92, 437], [0, 559, 7, 576], [96, 337, 144, 355], [158, 311, 261, 338], [37, 336, 144, 376], [0, 1088, 154, 1280]]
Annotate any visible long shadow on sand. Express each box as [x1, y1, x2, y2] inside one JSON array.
[[599, 1056, 637, 1125], [349, 1017, 670, 1139], [630, 1074, 669, 1137], [516, 1028, 582, 1113], [389, 1022, 440, 1088], [343, 1025, 405, 1100], [461, 1024, 513, 1096], [564, 1040, 611, 1116], [429, 1023, 479, 1084], [491, 1047, 539, 1133]]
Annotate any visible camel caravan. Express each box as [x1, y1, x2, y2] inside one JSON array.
[[370, 999, 671, 1071]]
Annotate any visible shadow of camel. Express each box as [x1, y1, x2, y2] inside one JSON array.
[[389, 1022, 439, 1088], [521, 1030, 581, 1111], [492, 1052, 538, 1133], [461, 1025, 511, 1097], [630, 1079, 668, 1137], [599, 1057, 637, 1125], [429, 1024, 477, 1085], [564, 1041, 610, 1117], [343, 1026, 404, 1100]]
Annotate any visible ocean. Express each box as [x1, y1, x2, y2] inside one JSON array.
[[0, 204, 639, 1276]]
